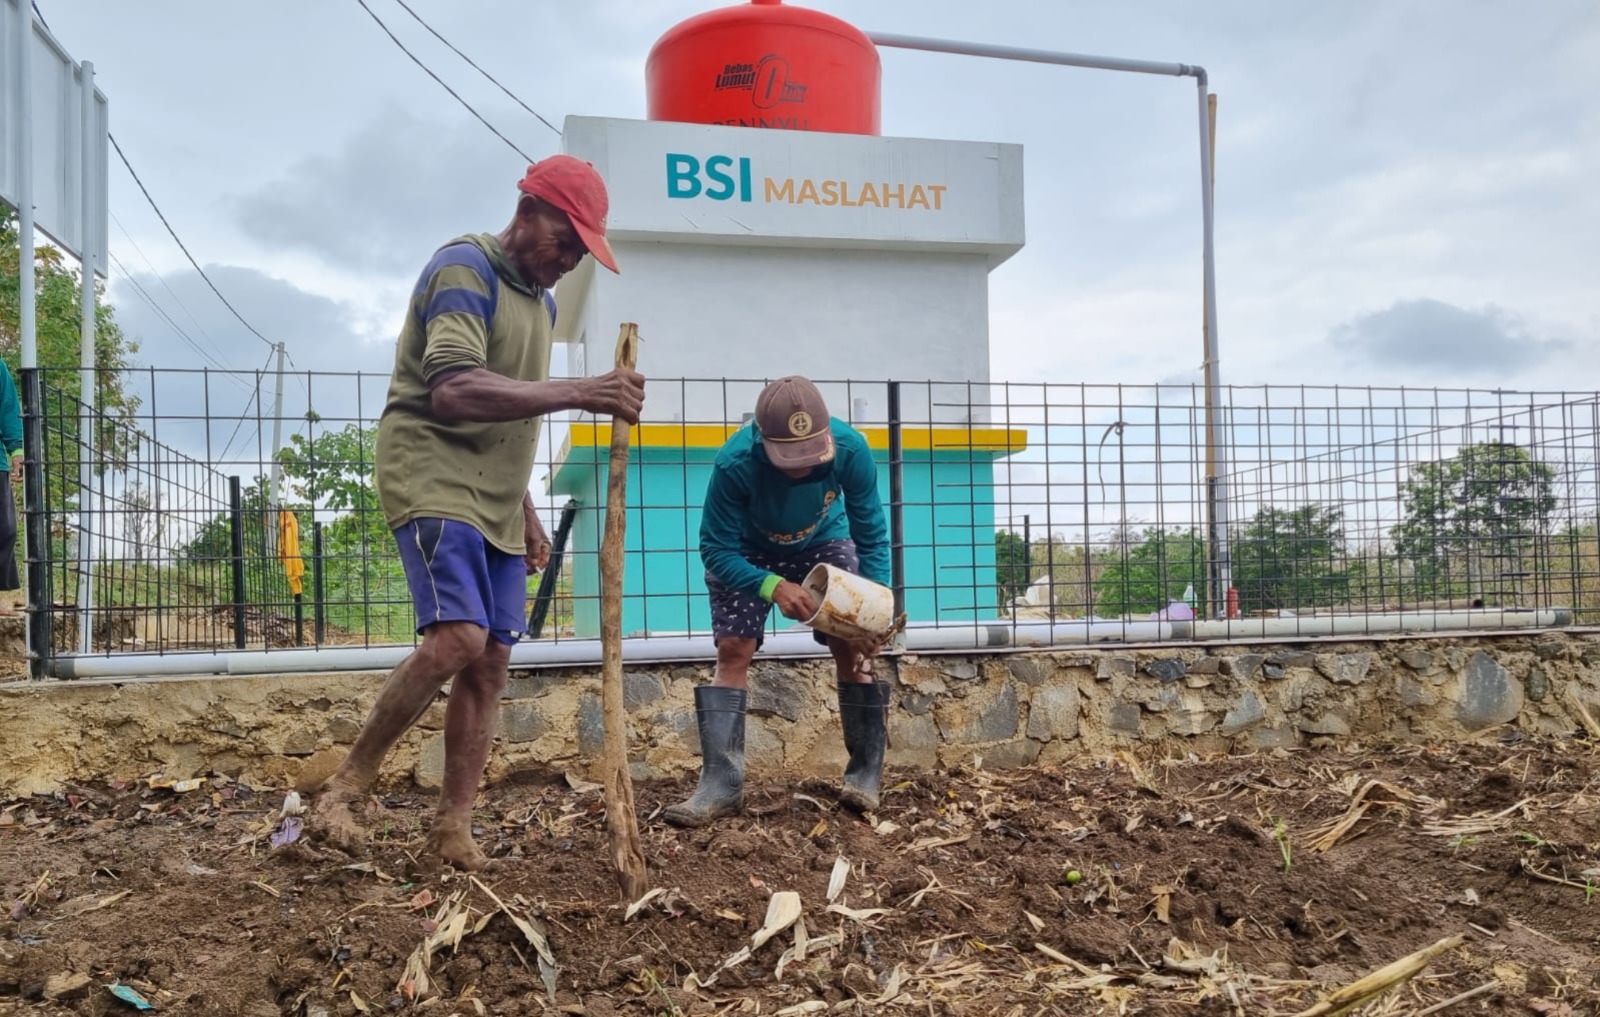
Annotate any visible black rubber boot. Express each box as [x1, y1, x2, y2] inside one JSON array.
[[837, 681, 889, 813], [663, 686, 746, 828]]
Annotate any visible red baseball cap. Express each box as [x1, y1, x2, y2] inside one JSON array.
[[517, 155, 619, 274]]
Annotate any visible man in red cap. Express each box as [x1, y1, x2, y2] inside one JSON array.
[[310, 156, 644, 871], [666, 376, 899, 827]]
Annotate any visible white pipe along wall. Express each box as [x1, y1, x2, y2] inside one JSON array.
[[45, 610, 1572, 679]]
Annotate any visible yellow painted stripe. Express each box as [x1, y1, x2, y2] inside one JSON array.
[[562, 422, 1030, 453]]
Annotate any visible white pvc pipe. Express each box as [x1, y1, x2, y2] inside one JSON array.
[[1175, 609, 1570, 642], [48, 620, 1178, 678], [44, 610, 1571, 680]]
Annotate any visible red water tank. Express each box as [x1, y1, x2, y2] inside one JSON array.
[[646, 0, 881, 136]]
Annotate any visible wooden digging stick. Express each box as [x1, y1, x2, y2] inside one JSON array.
[[600, 322, 647, 902]]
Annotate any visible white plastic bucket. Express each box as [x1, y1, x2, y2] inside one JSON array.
[[800, 564, 896, 642]]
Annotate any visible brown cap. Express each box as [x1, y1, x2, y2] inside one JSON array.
[[755, 376, 835, 470]]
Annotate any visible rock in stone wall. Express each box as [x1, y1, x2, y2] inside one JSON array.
[[3, 632, 1600, 795]]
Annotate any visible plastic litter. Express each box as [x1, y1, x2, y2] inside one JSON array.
[[107, 983, 154, 1010]]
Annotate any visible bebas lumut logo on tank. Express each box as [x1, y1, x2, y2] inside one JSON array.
[[664, 153, 949, 211], [712, 54, 809, 129]]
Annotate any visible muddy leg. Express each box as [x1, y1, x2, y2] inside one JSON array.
[[829, 636, 874, 686], [425, 639, 512, 871], [310, 622, 488, 852]]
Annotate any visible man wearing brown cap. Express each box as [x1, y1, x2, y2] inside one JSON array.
[[310, 156, 645, 871], [665, 377, 894, 827]]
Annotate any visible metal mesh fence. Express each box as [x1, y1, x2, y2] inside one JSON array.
[[19, 367, 1600, 674]]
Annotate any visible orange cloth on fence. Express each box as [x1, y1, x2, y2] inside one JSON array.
[[278, 509, 304, 596]]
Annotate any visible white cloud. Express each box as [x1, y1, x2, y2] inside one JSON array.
[[1327, 299, 1571, 376]]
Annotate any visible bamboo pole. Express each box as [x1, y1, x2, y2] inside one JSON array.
[[600, 322, 647, 901]]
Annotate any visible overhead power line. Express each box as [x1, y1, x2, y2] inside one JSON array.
[[108, 134, 277, 352], [32, 1, 284, 359], [353, 0, 535, 163], [111, 212, 232, 365], [389, 0, 561, 137], [107, 250, 244, 381]]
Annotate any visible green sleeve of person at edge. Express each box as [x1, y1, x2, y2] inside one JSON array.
[[840, 439, 892, 588], [0, 368, 22, 465], [699, 464, 775, 598]]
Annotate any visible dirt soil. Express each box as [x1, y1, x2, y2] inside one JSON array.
[[3, 741, 1599, 1016]]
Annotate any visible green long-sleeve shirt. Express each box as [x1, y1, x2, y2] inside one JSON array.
[[0, 366, 22, 469], [699, 418, 892, 599]]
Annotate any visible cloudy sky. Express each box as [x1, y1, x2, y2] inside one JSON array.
[[30, 0, 1600, 467]]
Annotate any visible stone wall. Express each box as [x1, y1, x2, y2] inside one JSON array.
[[3, 632, 1599, 796]]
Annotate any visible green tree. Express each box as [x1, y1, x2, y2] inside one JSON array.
[[1, 212, 142, 437], [1391, 441, 1557, 602], [995, 529, 1032, 607], [276, 417, 378, 514], [1233, 505, 1349, 613], [274, 420, 412, 640], [1094, 527, 1207, 618]]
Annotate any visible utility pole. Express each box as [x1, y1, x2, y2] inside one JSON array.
[[267, 342, 287, 507], [265, 342, 287, 556]]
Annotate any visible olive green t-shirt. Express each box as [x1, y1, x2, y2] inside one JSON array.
[[375, 233, 553, 554]]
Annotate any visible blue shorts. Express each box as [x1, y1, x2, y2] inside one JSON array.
[[395, 518, 527, 646]]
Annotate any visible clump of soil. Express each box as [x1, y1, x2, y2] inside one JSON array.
[[3, 741, 1599, 1015]]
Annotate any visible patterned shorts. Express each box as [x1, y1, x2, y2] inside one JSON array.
[[707, 539, 860, 647]]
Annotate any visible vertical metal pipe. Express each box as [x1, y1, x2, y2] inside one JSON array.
[[887, 381, 906, 623], [21, 369, 52, 677], [1196, 73, 1230, 616], [529, 499, 579, 640], [312, 520, 326, 646], [229, 475, 246, 650]]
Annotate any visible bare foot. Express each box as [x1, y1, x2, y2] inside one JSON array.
[[308, 781, 368, 854], [425, 817, 497, 872]]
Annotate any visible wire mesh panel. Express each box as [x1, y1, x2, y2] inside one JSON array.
[[20, 368, 1600, 673]]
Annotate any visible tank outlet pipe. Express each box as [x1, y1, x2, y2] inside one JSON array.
[[864, 32, 1231, 613]]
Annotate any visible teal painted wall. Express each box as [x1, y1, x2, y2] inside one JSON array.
[[551, 447, 1003, 638]]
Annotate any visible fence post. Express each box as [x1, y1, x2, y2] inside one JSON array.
[[20, 369, 53, 678], [887, 381, 906, 625], [312, 521, 325, 646], [228, 476, 246, 649]]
